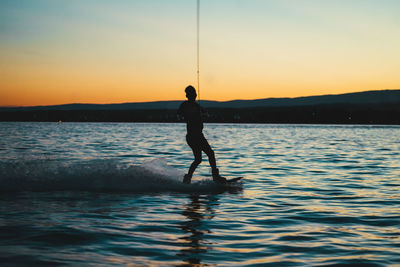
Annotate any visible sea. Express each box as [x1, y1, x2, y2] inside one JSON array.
[[0, 122, 399, 266]]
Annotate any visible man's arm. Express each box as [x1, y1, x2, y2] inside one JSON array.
[[199, 103, 209, 120], [177, 102, 186, 120]]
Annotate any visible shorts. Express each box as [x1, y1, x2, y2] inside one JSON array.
[[186, 133, 212, 153]]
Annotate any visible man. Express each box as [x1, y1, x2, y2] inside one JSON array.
[[178, 85, 226, 184]]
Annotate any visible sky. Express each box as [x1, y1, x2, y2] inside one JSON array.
[[1, 0, 399, 106]]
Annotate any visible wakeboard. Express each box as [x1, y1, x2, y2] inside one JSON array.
[[225, 177, 243, 183], [183, 176, 243, 184]]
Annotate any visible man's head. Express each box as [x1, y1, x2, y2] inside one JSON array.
[[185, 85, 197, 101]]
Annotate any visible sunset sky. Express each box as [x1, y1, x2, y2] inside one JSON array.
[[1, 0, 399, 106]]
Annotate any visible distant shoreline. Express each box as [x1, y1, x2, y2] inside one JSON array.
[[1, 90, 399, 124], [1, 89, 399, 111], [1, 103, 399, 125]]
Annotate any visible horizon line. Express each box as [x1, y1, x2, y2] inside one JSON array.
[[1, 88, 399, 108]]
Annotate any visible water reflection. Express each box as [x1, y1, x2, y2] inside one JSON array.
[[177, 194, 219, 266]]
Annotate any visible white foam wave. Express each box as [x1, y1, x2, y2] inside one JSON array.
[[0, 158, 241, 193]]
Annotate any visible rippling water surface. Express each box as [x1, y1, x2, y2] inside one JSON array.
[[0, 122, 399, 266]]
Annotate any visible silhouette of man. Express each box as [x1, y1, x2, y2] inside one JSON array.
[[178, 85, 226, 184]]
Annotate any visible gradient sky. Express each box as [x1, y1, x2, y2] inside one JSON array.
[[1, 0, 399, 106]]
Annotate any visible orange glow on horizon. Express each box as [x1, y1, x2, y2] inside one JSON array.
[[1, 1, 399, 107]]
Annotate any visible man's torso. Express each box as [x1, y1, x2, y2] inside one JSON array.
[[178, 101, 203, 135]]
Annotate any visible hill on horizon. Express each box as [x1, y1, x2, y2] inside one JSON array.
[[1, 89, 400, 111]]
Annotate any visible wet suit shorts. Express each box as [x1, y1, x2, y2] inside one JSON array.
[[186, 133, 213, 154]]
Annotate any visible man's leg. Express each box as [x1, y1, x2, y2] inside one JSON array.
[[188, 148, 202, 177], [202, 143, 217, 171], [200, 135, 226, 183], [184, 135, 202, 184]]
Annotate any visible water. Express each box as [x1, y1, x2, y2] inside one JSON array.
[[0, 122, 399, 266]]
